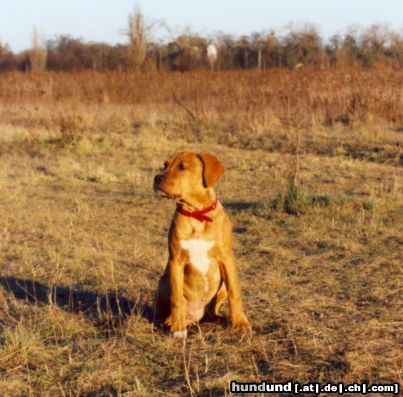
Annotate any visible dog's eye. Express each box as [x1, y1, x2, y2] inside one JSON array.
[[178, 162, 187, 171]]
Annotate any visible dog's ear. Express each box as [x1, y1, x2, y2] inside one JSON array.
[[198, 153, 224, 187]]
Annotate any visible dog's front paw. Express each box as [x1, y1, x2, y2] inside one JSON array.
[[169, 308, 187, 338], [232, 314, 252, 335], [172, 329, 188, 339]]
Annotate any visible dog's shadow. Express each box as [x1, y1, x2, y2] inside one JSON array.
[[223, 201, 257, 212], [0, 276, 154, 328]]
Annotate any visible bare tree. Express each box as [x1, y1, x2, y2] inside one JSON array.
[[128, 7, 147, 71], [0, 42, 16, 71], [388, 30, 403, 66], [236, 36, 249, 69], [250, 32, 263, 70], [215, 33, 236, 70], [338, 27, 361, 66], [360, 24, 390, 66], [168, 30, 207, 70], [29, 27, 47, 72], [265, 30, 282, 68], [283, 24, 322, 68]]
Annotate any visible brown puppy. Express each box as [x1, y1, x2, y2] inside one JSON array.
[[153, 152, 251, 338]]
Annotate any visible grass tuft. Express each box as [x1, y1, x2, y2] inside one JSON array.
[[272, 182, 331, 216]]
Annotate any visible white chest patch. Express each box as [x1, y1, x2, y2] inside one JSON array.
[[180, 239, 214, 291]]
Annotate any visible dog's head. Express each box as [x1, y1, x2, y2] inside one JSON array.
[[153, 152, 224, 201]]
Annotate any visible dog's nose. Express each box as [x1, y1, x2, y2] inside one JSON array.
[[154, 174, 164, 185]]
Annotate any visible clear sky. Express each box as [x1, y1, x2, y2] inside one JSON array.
[[1, 0, 402, 52]]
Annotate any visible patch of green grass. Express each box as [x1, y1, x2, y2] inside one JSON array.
[[273, 182, 331, 216]]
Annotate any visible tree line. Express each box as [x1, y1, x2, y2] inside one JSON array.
[[0, 10, 402, 72]]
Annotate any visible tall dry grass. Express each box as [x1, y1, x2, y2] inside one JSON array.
[[0, 66, 401, 128]]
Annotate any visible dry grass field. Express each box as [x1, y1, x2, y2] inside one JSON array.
[[0, 68, 402, 396]]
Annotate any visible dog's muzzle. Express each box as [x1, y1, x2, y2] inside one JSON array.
[[153, 174, 164, 192], [154, 174, 164, 185]]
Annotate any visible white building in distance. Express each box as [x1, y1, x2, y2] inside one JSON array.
[[207, 44, 218, 70]]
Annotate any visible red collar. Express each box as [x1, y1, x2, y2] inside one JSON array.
[[177, 198, 218, 222]]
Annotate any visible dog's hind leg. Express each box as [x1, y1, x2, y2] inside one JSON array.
[[212, 284, 227, 316], [204, 283, 228, 324], [154, 273, 171, 326]]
